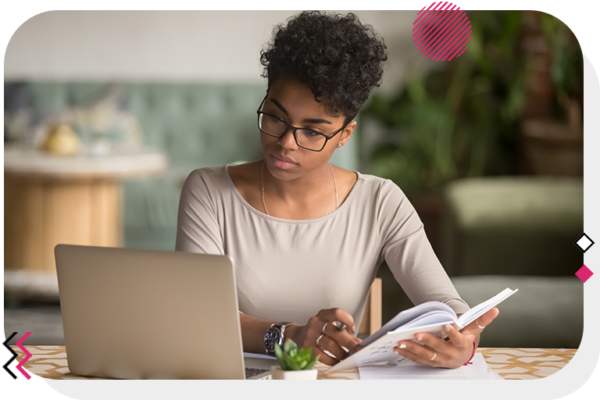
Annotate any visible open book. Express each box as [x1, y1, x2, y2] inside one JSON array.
[[327, 288, 518, 373]]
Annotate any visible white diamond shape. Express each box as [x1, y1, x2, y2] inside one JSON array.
[[576, 234, 594, 252]]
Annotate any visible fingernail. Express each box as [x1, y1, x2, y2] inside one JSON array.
[[351, 326, 356, 334], [399, 344, 406, 349], [416, 335, 422, 341], [444, 325, 451, 332]]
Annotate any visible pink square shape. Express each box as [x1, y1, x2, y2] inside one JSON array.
[[576, 265, 594, 283]]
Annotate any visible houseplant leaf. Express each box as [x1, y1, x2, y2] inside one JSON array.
[[275, 339, 319, 371]]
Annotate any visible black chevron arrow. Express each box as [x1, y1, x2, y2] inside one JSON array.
[[3, 332, 18, 379]]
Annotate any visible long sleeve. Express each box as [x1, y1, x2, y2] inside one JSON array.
[[377, 179, 470, 314], [175, 169, 225, 255]]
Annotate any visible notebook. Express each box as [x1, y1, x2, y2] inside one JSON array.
[[55, 244, 277, 379]]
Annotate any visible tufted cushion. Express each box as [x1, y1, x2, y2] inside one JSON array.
[[121, 83, 269, 250]]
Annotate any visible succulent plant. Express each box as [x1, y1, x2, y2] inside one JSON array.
[[274, 339, 319, 371]]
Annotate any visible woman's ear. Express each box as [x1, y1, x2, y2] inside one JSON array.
[[338, 121, 357, 146]]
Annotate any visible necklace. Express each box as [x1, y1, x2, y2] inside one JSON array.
[[261, 159, 338, 218]]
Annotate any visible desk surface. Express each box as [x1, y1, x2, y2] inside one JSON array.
[[13, 346, 576, 380]]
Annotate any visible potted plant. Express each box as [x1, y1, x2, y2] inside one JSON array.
[[270, 339, 320, 380]]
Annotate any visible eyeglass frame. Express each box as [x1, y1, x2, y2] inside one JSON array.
[[256, 95, 351, 152]]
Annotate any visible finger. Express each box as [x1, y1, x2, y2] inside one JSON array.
[[464, 307, 500, 334], [323, 321, 360, 354], [414, 331, 453, 354], [316, 308, 359, 353], [394, 341, 440, 367], [312, 341, 340, 366], [445, 323, 469, 346], [315, 350, 337, 366], [316, 334, 348, 361], [332, 321, 347, 331], [317, 308, 357, 335], [352, 338, 365, 355], [308, 319, 347, 359], [478, 307, 499, 327], [306, 316, 358, 355]]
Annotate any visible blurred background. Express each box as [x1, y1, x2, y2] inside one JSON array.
[[4, 11, 583, 348]]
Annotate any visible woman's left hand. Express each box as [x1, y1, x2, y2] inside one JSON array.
[[393, 307, 500, 369]]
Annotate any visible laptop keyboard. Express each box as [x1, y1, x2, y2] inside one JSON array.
[[245, 367, 271, 379]]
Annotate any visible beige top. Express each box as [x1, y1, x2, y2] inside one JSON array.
[[175, 164, 470, 329]]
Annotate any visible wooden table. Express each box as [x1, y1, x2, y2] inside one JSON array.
[[4, 146, 167, 300], [12, 346, 576, 380]]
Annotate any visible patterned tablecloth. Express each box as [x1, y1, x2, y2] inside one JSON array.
[[12, 346, 576, 380]]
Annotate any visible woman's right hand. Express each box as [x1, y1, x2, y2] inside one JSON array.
[[285, 308, 362, 366]]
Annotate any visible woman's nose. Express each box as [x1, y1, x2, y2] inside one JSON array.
[[277, 127, 298, 149]]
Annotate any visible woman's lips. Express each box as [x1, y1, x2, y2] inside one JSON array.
[[270, 154, 298, 170]]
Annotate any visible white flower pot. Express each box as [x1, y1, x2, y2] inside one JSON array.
[[270, 366, 318, 380]]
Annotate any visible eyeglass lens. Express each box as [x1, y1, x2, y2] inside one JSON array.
[[259, 114, 326, 151]]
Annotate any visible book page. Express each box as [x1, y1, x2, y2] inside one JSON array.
[[358, 353, 502, 380], [328, 321, 456, 373], [360, 301, 455, 347], [328, 288, 518, 374], [457, 288, 518, 329], [394, 310, 457, 332]]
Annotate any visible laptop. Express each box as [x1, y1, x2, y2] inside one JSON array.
[[55, 244, 277, 379]]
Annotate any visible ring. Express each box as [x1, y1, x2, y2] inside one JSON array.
[[430, 352, 437, 361], [322, 322, 329, 334], [333, 321, 347, 331], [475, 319, 484, 329], [317, 334, 325, 346]]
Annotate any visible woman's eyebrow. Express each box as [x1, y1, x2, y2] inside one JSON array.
[[269, 98, 333, 125]]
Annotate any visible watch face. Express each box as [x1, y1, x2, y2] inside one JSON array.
[[264, 326, 282, 353]]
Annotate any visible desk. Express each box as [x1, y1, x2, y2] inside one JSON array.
[[4, 146, 167, 300], [12, 346, 575, 380]]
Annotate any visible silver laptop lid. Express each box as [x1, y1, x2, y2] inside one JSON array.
[[55, 244, 245, 379]]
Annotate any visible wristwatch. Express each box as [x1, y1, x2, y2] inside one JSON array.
[[264, 322, 292, 355]]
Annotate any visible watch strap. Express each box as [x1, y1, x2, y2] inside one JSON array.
[[279, 322, 293, 345]]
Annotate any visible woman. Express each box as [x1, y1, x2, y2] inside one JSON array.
[[176, 10, 498, 368]]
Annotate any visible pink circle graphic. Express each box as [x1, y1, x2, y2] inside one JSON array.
[[413, 2, 471, 61]]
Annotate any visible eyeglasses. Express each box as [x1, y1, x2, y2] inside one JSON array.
[[256, 95, 349, 152]]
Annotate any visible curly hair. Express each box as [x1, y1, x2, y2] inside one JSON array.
[[260, 11, 388, 123]]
